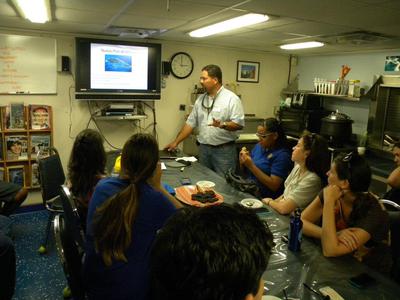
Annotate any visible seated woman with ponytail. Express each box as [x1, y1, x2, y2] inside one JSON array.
[[84, 133, 182, 300], [301, 152, 392, 275]]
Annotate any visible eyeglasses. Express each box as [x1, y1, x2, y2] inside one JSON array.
[[256, 132, 274, 139]]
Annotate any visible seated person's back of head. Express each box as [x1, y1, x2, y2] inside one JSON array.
[[150, 204, 274, 300]]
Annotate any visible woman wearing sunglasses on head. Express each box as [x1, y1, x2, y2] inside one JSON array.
[[301, 152, 392, 274], [262, 132, 330, 215], [239, 118, 293, 199]]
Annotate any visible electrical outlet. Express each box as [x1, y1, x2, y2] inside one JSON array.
[[179, 104, 186, 111]]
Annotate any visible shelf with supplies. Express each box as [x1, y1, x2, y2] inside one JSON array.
[[309, 93, 360, 102], [0, 104, 53, 189], [93, 114, 148, 121]]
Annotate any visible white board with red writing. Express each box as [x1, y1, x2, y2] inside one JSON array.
[[0, 34, 56, 94]]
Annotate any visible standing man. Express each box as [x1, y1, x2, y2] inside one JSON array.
[[386, 141, 400, 203], [165, 64, 244, 176]]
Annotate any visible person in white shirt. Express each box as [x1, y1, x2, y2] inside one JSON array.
[[263, 133, 330, 214], [165, 64, 244, 176]]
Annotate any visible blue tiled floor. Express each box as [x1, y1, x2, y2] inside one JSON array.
[[10, 210, 67, 300]]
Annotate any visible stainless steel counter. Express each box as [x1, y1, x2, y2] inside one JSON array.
[[161, 161, 400, 299]]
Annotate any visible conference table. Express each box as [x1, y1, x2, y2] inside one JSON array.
[[161, 160, 400, 300]]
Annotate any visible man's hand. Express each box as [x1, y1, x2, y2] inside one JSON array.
[[164, 142, 178, 152], [208, 118, 222, 128]]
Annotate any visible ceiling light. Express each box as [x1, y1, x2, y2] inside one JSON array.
[[189, 13, 269, 38], [280, 41, 324, 50], [11, 0, 51, 23]]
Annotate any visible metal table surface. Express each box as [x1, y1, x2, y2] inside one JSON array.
[[161, 160, 400, 300]]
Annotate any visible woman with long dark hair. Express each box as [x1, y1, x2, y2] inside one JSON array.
[[239, 118, 293, 198], [263, 132, 330, 214], [301, 152, 392, 274], [84, 133, 181, 300], [67, 129, 106, 224]]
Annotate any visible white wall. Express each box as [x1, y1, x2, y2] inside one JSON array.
[[297, 51, 400, 135], [0, 30, 290, 205]]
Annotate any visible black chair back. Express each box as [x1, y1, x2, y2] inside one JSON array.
[[59, 185, 85, 249], [38, 147, 66, 204], [53, 214, 86, 300]]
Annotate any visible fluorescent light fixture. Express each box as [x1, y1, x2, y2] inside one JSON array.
[[11, 0, 51, 23], [189, 13, 269, 38], [280, 41, 324, 50]]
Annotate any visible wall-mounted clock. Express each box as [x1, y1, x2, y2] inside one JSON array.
[[170, 52, 194, 79]]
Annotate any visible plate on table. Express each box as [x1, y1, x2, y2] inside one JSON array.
[[175, 185, 223, 207], [262, 296, 282, 300], [240, 198, 263, 209]]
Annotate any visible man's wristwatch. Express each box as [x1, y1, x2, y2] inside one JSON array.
[[220, 121, 228, 129]]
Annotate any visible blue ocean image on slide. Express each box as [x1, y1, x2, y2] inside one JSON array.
[[105, 54, 132, 72]]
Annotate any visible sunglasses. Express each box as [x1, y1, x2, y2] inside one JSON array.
[[341, 151, 354, 180], [256, 132, 274, 139]]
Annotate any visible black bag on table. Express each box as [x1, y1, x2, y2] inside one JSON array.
[[225, 169, 260, 197]]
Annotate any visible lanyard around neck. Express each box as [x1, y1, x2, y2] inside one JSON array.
[[201, 91, 219, 115]]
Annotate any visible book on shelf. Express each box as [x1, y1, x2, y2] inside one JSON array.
[[30, 134, 51, 159], [7, 165, 26, 187], [4, 103, 25, 130], [0, 167, 4, 181], [5, 135, 28, 160], [30, 105, 51, 130], [0, 138, 3, 161], [31, 163, 40, 188]]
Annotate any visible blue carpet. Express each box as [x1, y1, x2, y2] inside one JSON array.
[[10, 210, 67, 300]]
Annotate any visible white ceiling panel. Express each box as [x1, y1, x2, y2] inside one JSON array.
[[0, 0, 398, 55]]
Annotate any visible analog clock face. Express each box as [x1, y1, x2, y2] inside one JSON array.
[[170, 52, 194, 79]]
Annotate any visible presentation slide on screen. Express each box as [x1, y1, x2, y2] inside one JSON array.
[[90, 43, 148, 90]]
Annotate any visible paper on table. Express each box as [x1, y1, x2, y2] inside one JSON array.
[[176, 156, 198, 162], [161, 162, 166, 170]]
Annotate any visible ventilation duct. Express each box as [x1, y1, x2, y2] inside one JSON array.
[[321, 31, 397, 45], [104, 26, 167, 38]]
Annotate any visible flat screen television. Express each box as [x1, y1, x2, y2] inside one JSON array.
[[75, 37, 161, 100]]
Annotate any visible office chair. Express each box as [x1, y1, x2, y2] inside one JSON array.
[[53, 213, 86, 300], [37, 147, 65, 254], [381, 199, 400, 283]]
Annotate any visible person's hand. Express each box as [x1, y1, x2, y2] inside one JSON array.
[[239, 146, 249, 156], [164, 142, 178, 152], [208, 118, 221, 127], [337, 228, 359, 251], [147, 162, 162, 190], [262, 198, 273, 206], [239, 151, 253, 168], [323, 184, 342, 206]]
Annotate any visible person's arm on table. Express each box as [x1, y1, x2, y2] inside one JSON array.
[[321, 185, 370, 257], [148, 162, 183, 209], [387, 166, 400, 188], [267, 196, 298, 215], [301, 196, 324, 239]]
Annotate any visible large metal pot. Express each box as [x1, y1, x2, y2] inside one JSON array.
[[320, 110, 353, 145]]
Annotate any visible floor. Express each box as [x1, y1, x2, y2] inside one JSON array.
[[10, 210, 67, 300]]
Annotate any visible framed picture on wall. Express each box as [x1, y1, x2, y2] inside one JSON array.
[[7, 165, 26, 187], [236, 61, 260, 83], [384, 56, 400, 72]]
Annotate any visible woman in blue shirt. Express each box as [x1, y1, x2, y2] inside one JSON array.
[[239, 118, 293, 198], [84, 133, 182, 300]]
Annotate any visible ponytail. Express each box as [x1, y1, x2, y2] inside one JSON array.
[[93, 183, 139, 266]]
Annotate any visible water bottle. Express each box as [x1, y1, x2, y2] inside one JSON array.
[[288, 208, 302, 251]]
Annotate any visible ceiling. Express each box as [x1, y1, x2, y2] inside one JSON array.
[[1, 0, 400, 55]]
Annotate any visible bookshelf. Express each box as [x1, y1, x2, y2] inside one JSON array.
[[0, 104, 53, 189]]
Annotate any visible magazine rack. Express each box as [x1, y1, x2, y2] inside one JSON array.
[[0, 104, 53, 189]]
